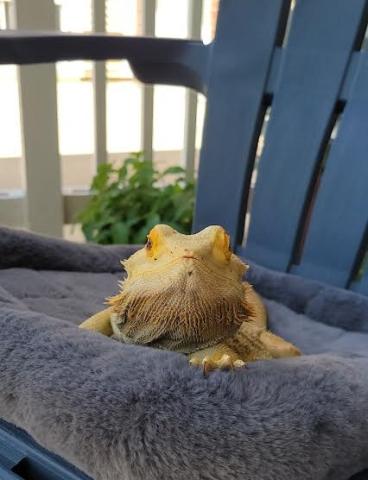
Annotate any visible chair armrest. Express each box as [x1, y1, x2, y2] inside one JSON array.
[[0, 419, 91, 480], [0, 31, 209, 93]]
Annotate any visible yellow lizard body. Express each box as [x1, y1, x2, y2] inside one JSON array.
[[80, 224, 300, 373]]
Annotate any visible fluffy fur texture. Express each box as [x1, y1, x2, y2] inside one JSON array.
[[0, 227, 367, 480]]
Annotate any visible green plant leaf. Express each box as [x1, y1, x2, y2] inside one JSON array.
[[77, 153, 195, 244], [91, 163, 113, 191], [111, 222, 130, 244], [161, 165, 186, 176], [145, 213, 161, 231]]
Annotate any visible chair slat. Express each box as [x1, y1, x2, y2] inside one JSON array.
[[352, 270, 368, 295], [293, 53, 368, 286], [245, 0, 368, 270], [0, 33, 208, 93], [193, 0, 291, 246]]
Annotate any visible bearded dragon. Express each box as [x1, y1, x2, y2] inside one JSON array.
[[80, 224, 300, 373]]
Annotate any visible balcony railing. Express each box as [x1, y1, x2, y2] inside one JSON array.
[[0, 0, 216, 238]]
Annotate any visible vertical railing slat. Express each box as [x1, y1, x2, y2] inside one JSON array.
[[182, 0, 203, 181], [10, 0, 63, 237], [141, 0, 156, 162], [4, 0, 11, 28], [92, 0, 107, 166]]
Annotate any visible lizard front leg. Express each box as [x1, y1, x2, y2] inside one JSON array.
[[259, 330, 301, 358], [189, 343, 246, 374], [79, 307, 113, 336], [226, 322, 300, 362]]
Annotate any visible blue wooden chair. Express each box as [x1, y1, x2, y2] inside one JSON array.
[[0, 0, 367, 477]]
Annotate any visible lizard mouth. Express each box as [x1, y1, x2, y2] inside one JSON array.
[[182, 255, 199, 260]]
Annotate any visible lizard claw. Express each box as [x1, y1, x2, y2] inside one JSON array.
[[202, 357, 212, 376], [190, 354, 247, 375], [234, 359, 246, 368], [189, 357, 201, 367], [217, 354, 232, 370]]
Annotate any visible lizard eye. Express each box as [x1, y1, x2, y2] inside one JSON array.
[[225, 232, 232, 253], [213, 228, 232, 262], [145, 238, 152, 250]]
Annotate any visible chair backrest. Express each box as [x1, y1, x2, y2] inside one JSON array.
[[0, 0, 367, 294], [194, 0, 368, 294]]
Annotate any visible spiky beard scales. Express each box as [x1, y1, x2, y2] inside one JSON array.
[[108, 277, 252, 354]]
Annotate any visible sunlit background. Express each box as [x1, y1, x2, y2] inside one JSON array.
[[0, 0, 219, 239]]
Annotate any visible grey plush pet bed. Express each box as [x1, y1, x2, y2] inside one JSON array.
[[0, 226, 367, 480]]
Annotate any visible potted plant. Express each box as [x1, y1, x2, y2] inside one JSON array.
[[78, 153, 195, 244]]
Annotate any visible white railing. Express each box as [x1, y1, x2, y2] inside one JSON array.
[[0, 0, 205, 237]]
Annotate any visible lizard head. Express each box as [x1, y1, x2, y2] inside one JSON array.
[[123, 224, 247, 283], [109, 224, 252, 351]]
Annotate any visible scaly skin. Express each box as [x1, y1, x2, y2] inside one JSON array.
[[80, 225, 300, 373]]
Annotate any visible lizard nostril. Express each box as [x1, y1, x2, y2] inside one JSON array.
[[182, 250, 196, 260]]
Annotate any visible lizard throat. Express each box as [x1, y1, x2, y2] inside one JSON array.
[[108, 283, 253, 353]]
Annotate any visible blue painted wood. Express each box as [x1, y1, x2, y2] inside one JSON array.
[[244, 0, 368, 270], [352, 270, 368, 295], [292, 53, 368, 287], [2, 30, 361, 104], [0, 32, 209, 93], [0, 419, 91, 480], [193, 0, 291, 246]]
